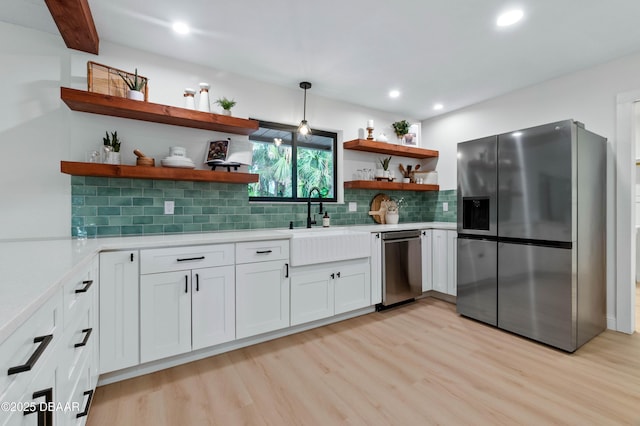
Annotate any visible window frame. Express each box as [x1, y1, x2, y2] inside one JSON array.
[[248, 120, 338, 203]]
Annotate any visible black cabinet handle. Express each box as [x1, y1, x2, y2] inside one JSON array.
[[196, 273, 200, 292], [330, 273, 335, 279], [8, 334, 53, 375], [177, 256, 205, 262], [376, 233, 380, 238], [76, 389, 94, 418], [75, 279, 93, 293], [185, 275, 189, 293], [130, 252, 134, 262], [74, 328, 93, 348], [337, 272, 341, 278], [285, 263, 289, 278], [256, 250, 273, 254], [24, 387, 53, 419]]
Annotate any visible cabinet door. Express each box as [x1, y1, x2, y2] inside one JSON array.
[[235, 260, 289, 339], [432, 230, 448, 293], [335, 258, 371, 315], [447, 231, 458, 296], [421, 230, 433, 291], [191, 266, 235, 350], [140, 271, 192, 363], [99, 251, 139, 374], [291, 265, 334, 326], [370, 233, 382, 304]]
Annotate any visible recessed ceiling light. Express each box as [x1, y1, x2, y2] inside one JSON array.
[[172, 22, 190, 35], [433, 103, 444, 110], [496, 9, 523, 27], [389, 90, 400, 98]]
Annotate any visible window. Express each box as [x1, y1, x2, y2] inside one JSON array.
[[248, 120, 337, 202]]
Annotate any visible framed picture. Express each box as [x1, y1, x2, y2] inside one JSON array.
[[403, 123, 421, 146]]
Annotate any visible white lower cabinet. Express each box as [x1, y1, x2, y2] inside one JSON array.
[[99, 251, 139, 374], [140, 266, 235, 363], [291, 258, 370, 326], [235, 260, 290, 339], [370, 233, 382, 304], [423, 229, 457, 297], [447, 231, 458, 296], [421, 230, 433, 291], [191, 266, 235, 350]]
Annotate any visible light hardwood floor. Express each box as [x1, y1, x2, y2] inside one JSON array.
[[87, 299, 640, 426]]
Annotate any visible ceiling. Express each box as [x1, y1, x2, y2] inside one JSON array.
[[3, 0, 640, 120]]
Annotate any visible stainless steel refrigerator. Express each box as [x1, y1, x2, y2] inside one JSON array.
[[456, 120, 606, 352]]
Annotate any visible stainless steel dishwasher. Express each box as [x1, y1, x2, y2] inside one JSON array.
[[380, 229, 422, 309]]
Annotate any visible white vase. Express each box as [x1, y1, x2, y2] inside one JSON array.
[[222, 109, 232, 116], [198, 82, 210, 112], [385, 211, 399, 224], [105, 152, 121, 165], [127, 90, 144, 101]]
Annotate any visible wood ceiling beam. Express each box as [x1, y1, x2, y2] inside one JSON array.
[[44, 0, 99, 55]]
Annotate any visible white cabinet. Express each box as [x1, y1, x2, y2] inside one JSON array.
[[2, 256, 100, 426], [421, 230, 433, 291], [290, 265, 333, 325], [236, 259, 289, 339], [423, 229, 457, 297], [370, 233, 382, 304], [139, 244, 235, 363], [140, 266, 235, 362], [99, 250, 139, 374], [235, 239, 290, 339], [291, 258, 370, 326], [432, 229, 449, 293], [447, 231, 457, 296], [191, 266, 235, 350], [140, 271, 192, 362]]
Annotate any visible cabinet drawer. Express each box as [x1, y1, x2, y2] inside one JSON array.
[[236, 240, 289, 264], [60, 298, 96, 386], [140, 244, 234, 274], [62, 261, 96, 330], [0, 291, 62, 400]]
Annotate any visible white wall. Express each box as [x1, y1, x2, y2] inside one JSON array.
[[0, 22, 418, 240], [422, 51, 640, 331]]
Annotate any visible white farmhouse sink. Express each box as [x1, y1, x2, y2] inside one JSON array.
[[281, 228, 371, 266]]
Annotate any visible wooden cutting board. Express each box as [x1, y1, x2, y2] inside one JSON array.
[[369, 193, 391, 224]]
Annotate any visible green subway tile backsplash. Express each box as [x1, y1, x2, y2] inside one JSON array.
[[71, 178, 457, 237]]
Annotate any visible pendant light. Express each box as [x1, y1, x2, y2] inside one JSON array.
[[298, 81, 312, 136]]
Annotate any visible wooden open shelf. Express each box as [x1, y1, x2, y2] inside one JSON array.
[[344, 180, 439, 191], [61, 161, 259, 184], [60, 87, 259, 135], [343, 139, 439, 159]]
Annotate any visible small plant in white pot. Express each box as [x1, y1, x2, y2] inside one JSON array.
[[215, 97, 236, 116], [118, 68, 147, 101], [102, 131, 121, 164]]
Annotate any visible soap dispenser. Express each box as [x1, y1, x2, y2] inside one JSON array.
[[322, 211, 330, 227]]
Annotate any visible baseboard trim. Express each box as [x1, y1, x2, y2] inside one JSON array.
[[97, 305, 375, 386]]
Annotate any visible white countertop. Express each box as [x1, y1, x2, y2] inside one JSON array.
[[0, 222, 455, 343]]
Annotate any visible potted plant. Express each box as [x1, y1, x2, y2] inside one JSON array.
[[103, 131, 121, 164], [118, 68, 147, 101], [383, 197, 404, 224], [378, 156, 392, 178], [392, 119, 410, 142], [215, 97, 236, 116]]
